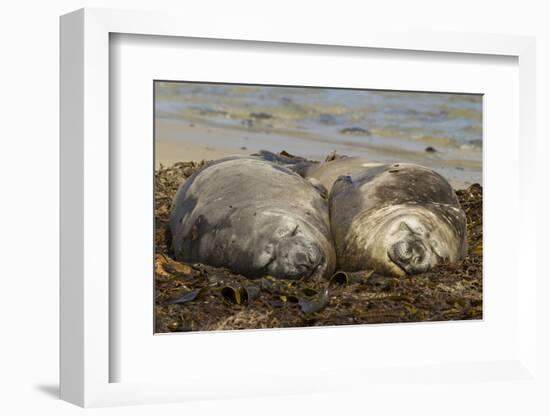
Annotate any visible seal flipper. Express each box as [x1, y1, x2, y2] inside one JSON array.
[[254, 150, 307, 164], [254, 150, 317, 177]]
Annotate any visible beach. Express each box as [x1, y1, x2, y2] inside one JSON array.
[[156, 119, 480, 189], [154, 157, 482, 332], [155, 83, 482, 189], [153, 83, 483, 332]]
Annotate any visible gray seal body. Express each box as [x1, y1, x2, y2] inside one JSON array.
[[329, 163, 467, 277], [256, 151, 380, 192], [169, 157, 336, 280], [298, 157, 382, 191]]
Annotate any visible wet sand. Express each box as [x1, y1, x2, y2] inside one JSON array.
[[156, 118, 480, 189], [156, 140, 247, 168]]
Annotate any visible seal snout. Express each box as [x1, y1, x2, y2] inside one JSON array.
[[271, 237, 323, 280], [287, 242, 323, 279], [388, 239, 430, 274], [294, 245, 322, 273]]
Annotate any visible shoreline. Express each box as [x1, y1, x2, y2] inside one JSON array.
[[155, 118, 482, 189]]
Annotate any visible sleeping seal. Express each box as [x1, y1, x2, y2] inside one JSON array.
[[294, 157, 381, 191], [169, 156, 336, 280], [329, 163, 467, 277], [256, 150, 380, 191]]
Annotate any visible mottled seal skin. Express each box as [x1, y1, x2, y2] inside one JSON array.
[[329, 163, 467, 276], [297, 157, 381, 191], [256, 151, 380, 191], [169, 157, 336, 280]]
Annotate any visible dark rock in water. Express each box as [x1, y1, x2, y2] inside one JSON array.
[[250, 112, 273, 120], [199, 108, 228, 117], [319, 113, 337, 125], [339, 127, 371, 136], [469, 139, 483, 148], [241, 119, 254, 127], [425, 146, 437, 153]]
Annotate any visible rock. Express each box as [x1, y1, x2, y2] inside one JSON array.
[[250, 112, 273, 120], [339, 127, 371, 136]]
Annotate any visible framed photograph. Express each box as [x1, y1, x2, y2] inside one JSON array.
[[153, 80, 483, 333], [60, 8, 538, 408]]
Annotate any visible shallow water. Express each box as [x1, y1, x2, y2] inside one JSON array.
[[155, 82, 482, 185]]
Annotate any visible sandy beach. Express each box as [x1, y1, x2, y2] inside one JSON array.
[[153, 83, 483, 332], [156, 118, 481, 189], [155, 137, 248, 168]]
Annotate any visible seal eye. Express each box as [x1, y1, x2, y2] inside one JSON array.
[[254, 243, 275, 271], [430, 240, 449, 263]]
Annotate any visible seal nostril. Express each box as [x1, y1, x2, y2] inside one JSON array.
[[389, 239, 431, 275]]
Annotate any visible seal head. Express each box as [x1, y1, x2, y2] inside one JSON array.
[[330, 163, 467, 276], [254, 223, 323, 279]]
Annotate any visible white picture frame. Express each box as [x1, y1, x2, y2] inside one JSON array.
[[60, 7, 539, 408]]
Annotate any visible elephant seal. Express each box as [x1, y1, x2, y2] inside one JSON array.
[[329, 163, 467, 277], [256, 150, 380, 191], [294, 157, 382, 191], [169, 156, 336, 280]]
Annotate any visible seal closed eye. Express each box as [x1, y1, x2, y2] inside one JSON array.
[[169, 156, 336, 280]]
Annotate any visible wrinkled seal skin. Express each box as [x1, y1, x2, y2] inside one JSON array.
[[329, 163, 467, 277], [170, 157, 336, 280]]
